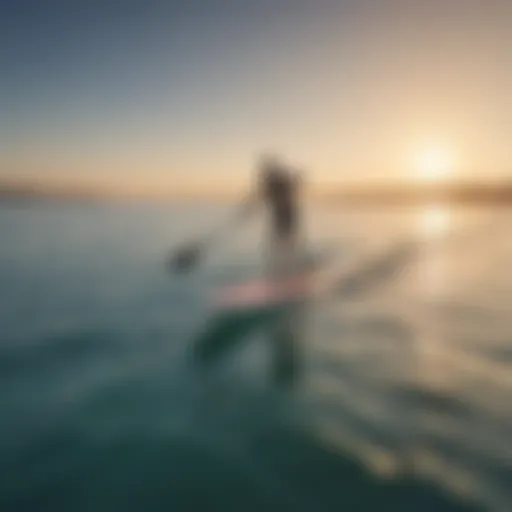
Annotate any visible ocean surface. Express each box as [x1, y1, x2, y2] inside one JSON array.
[[1, 200, 511, 511]]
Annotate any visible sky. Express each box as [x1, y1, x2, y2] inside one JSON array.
[[1, 0, 512, 194]]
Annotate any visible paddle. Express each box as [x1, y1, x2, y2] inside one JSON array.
[[167, 240, 205, 274], [167, 197, 256, 274]]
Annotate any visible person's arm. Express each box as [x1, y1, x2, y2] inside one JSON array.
[[169, 191, 259, 274], [235, 190, 261, 222]]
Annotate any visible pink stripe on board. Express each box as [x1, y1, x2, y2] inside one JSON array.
[[215, 275, 312, 309]]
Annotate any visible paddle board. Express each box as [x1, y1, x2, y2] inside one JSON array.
[[191, 249, 333, 364], [190, 240, 415, 365]]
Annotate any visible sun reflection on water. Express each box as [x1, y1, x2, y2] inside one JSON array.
[[413, 205, 453, 301], [417, 205, 451, 241]]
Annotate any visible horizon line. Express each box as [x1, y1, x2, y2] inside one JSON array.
[[3, 177, 512, 204]]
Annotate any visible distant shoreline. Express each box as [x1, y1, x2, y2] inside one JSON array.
[[321, 182, 512, 206], [2, 181, 512, 206]]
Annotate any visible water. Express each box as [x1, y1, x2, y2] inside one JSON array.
[[1, 200, 510, 511]]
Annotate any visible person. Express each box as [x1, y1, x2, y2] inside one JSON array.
[[172, 153, 306, 386], [239, 154, 303, 278], [169, 153, 302, 275], [241, 154, 305, 386]]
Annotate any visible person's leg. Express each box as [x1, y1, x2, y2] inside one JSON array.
[[267, 209, 305, 386]]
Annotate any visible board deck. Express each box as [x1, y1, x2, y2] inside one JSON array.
[[212, 246, 338, 310], [214, 274, 312, 310]]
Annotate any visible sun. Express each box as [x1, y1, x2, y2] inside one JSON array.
[[414, 147, 453, 182]]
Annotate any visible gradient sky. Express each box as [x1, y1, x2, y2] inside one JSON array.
[[1, 0, 511, 193]]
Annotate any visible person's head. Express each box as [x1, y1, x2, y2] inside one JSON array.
[[258, 153, 284, 182], [258, 152, 281, 169]]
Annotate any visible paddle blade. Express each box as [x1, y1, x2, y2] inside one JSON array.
[[168, 243, 202, 273]]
